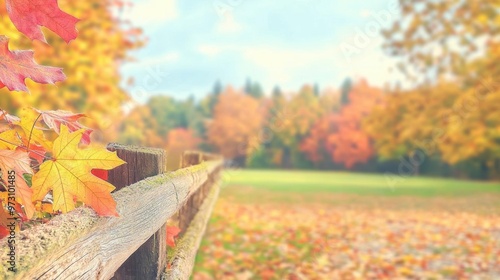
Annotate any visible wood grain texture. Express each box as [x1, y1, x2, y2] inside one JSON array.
[[0, 160, 222, 280], [164, 178, 222, 280], [107, 143, 167, 192], [178, 151, 202, 232], [108, 144, 168, 280]]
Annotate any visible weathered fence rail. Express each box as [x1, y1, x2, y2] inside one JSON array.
[[0, 144, 223, 280]]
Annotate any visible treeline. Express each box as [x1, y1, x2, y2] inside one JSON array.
[[118, 77, 500, 180], [119, 0, 500, 180]]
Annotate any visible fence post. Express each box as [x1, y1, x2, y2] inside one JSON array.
[[177, 151, 203, 232], [107, 144, 168, 280]]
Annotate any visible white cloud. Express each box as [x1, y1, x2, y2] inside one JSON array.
[[123, 0, 178, 27]]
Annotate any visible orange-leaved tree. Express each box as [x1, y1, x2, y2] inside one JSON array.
[[165, 128, 201, 170], [207, 87, 263, 165], [166, 128, 200, 152], [0, 0, 129, 238], [301, 79, 384, 168]]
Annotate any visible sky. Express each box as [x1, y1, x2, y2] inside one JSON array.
[[118, 0, 406, 103]]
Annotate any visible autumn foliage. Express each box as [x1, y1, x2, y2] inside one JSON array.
[[207, 87, 264, 161], [0, 0, 128, 238], [166, 128, 200, 152], [300, 80, 383, 168], [0, 0, 142, 141]]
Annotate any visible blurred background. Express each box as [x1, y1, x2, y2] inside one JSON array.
[[1, 0, 500, 278], [1, 0, 499, 179]]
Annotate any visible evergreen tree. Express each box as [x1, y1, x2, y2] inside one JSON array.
[[272, 86, 283, 98], [340, 78, 352, 105], [244, 78, 252, 95], [314, 83, 320, 96], [244, 78, 264, 98], [250, 82, 264, 98], [209, 80, 223, 112], [212, 80, 222, 96]]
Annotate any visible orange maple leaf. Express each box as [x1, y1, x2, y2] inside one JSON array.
[[166, 226, 181, 247], [0, 149, 35, 219], [0, 226, 8, 239]]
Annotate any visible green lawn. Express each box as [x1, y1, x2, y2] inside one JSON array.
[[223, 169, 500, 196]]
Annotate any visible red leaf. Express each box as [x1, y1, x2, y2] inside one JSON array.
[[36, 110, 93, 144], [166, 226, 181, 247], [0, 226, 8, 239], [0, 36, 66, 92], [13, 202, 28, 222], [5, 0, 79, 43], [92, 169, 109, 181], [21, 142, 46, 165]]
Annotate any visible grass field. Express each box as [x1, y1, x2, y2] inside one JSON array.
[[225, 169, 500, 196], [193, 170, 500, 280]]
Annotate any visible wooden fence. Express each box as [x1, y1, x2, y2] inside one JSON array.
[[0, 144, 223, 280]]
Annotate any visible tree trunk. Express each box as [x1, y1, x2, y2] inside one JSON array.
[[481, 161, 489, 180], [282, 147, 291, 169]]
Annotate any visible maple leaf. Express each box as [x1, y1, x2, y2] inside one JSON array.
[[92, 169, 108, 181], [5, 0, 79, 43], [15, 178, 35, 219], [20, 142, 46, 165], [0, 202, 11, 238], [166, 226, 181, 247], [0, 201, 8, 227], [0, 110, 20, 124], [0, 36, 66, 92], [0, 226, 7, 239], [19, 108, 52, 150], [36, 109, 93, 145], [0, 127, 46, 164], [0, 149, 35, 218], [0, 150, 33, 177], [0, 129, 21, 150], [0, 110, 18, 133], [32, 126, 125, 216]]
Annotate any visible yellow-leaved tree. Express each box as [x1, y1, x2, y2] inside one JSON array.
[[377, 0, 500, 178], [0, 0, 143, 141]]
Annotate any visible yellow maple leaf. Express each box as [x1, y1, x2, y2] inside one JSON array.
[[18, 107, 52, 150], [32, 125, 125, 216], [0, 130, 21, 150]]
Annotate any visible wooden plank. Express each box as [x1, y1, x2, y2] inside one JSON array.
[[108, 145, 168, 280], [0, 161, 222, 280], [180, 151, 202, 168], [106, 144, 167, 191], [165, 177, 221, 280], [111, 228, 167, 280], [178, 152, 202, 232]]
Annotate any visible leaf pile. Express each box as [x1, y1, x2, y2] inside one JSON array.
[[194, 197, 500, 280]]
